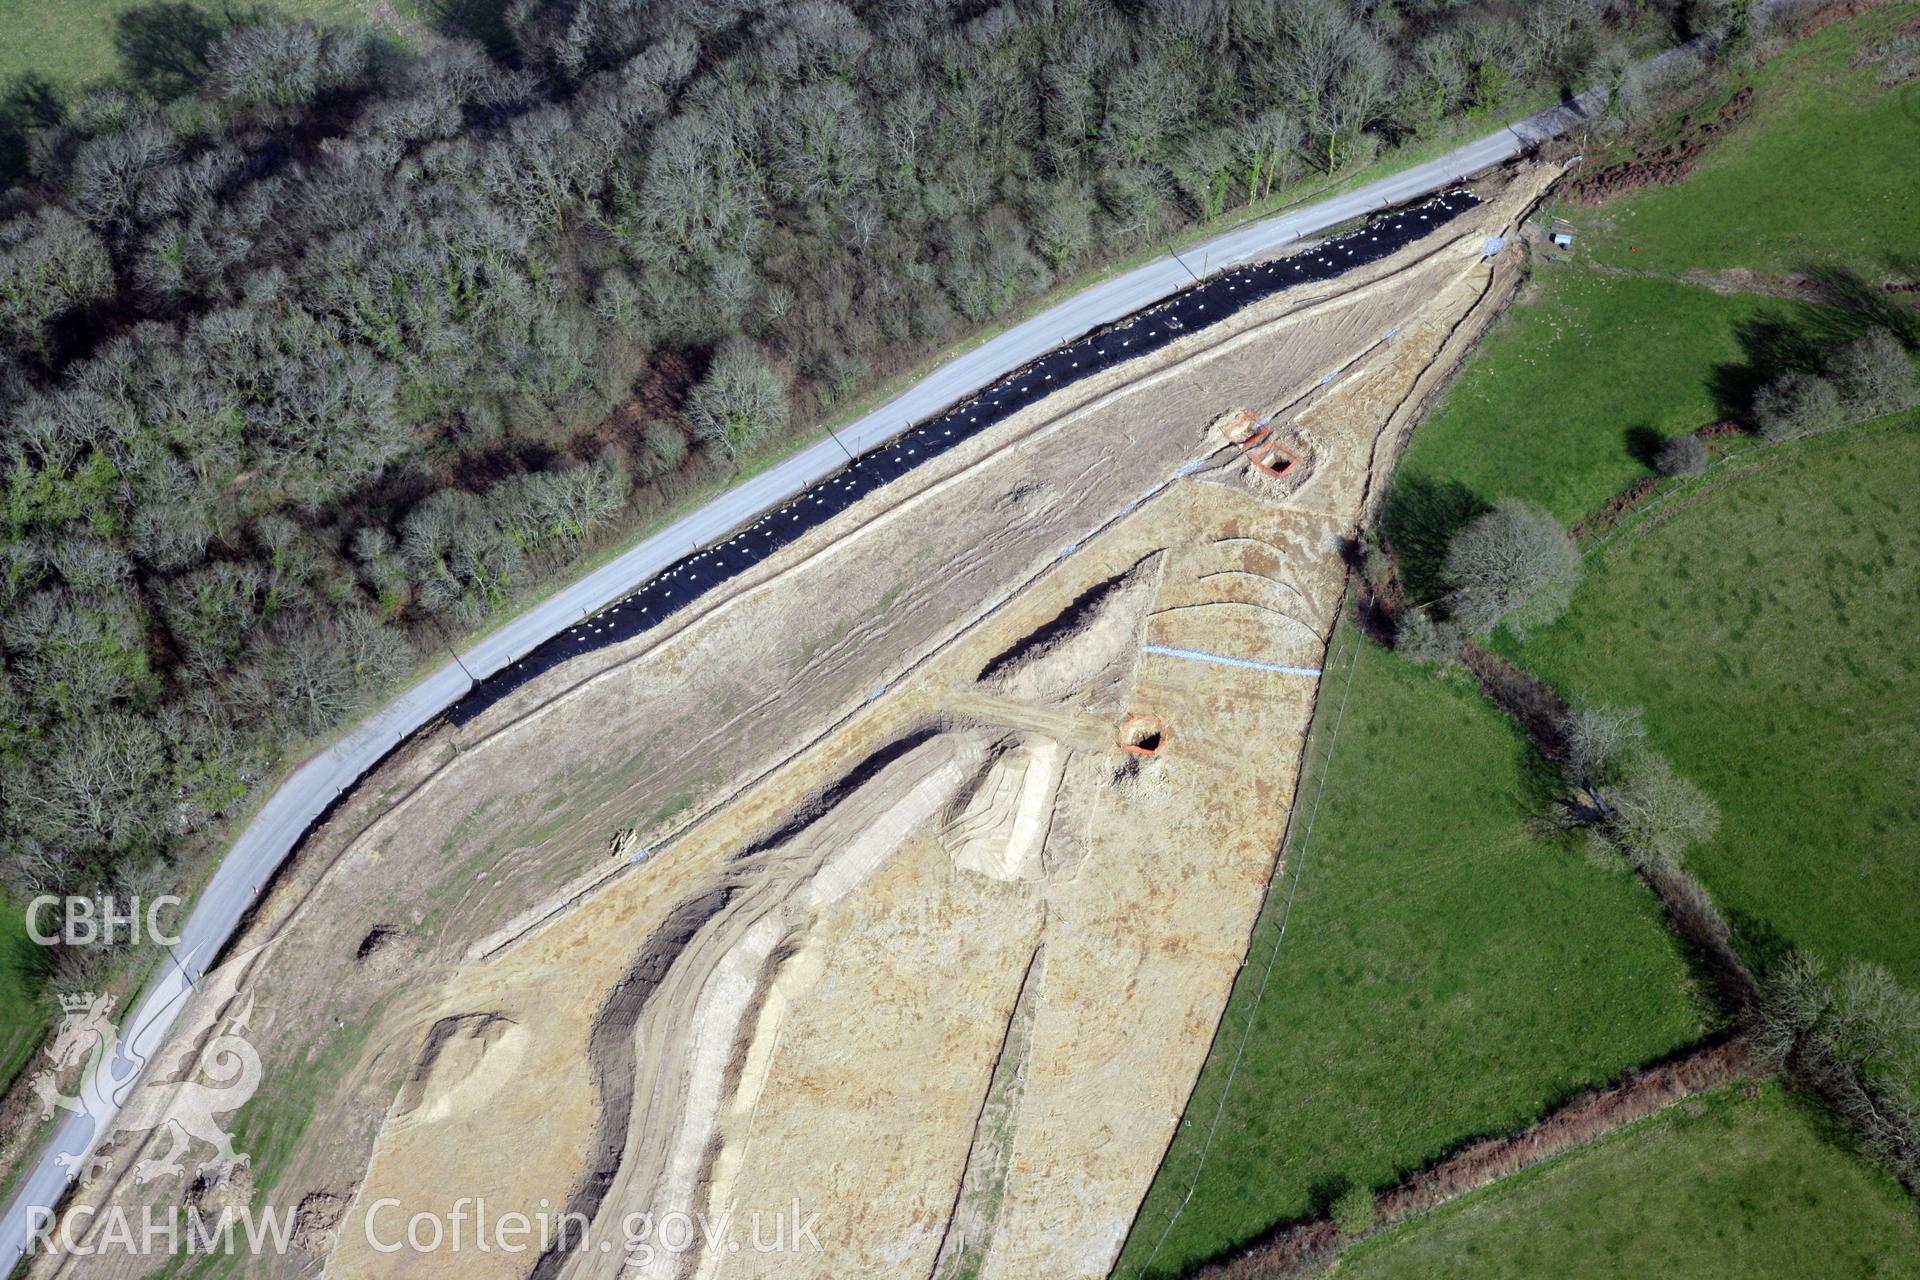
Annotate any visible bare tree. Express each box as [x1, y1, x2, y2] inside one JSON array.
[[40, 531, 134, 594], [1397, 30, 1469, 139], [1393, 609, 1463, 666], [1828, 329, 1918, 416], [12, 713, 167, 852], [1280, 0, 1393, 173], [498, 457, 629, 552], [1100, 55, 1194, 165], [1442, 498, 1583, 638], [1755, 951, 1837, 1067], [637, 422, 689, 479], [3, 589, 152, 716], [1237, 108, 1304, 203], [68, 118, 176, 227], [0, 209, 114, 355], [686, 337, 789, 457], [1825, 961, 1920, 1083], [336, 608, 411, 695], [1168, 126, 1238, 221], [638, 112, 764, 260], [593, 269, 649, 344], [160, 561, 267, 667], [1753, 370, 1843, 442], [1098, 164, 1165, 242], [1029, 180, 1096, 272], [1563, 701, 1647, 789], [1655, 433, 1709, 476], [401, 489, 521, 623], [209, 20, 365, 110], [1756, 951, 1920, 1189], [1600, 752, 1720, 868]]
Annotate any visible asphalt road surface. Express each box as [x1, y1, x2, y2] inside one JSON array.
[[2, 57, 1686, 1260]]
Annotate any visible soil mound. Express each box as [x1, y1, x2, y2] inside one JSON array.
[[292, 1189, 350, 1259], [1569, 87, 1753, 203], [393, 1013, 525, 1127]]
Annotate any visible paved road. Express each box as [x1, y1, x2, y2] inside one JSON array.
[[2, 56, 1674, 1260]]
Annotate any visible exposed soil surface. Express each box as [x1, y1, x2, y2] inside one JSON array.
[[26, 165, 1563, 1280], [1568, 87, 1754, 203], [1571, 474, 1664, 542]]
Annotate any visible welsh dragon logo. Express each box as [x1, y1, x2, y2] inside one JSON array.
[[29, 954, 264, 1187]]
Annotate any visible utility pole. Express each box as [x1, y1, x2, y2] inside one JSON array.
[[446, 644, 475, 683], [826, 424, 855, 464]]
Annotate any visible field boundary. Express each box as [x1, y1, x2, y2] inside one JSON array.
[[1185, 1040, 1749, 1279], [1581, 407, 1915, 560]]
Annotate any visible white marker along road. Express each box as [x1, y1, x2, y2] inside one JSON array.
[[3, 50, 1698, 1257]]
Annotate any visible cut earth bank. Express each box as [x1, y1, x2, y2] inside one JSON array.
[[33, 162, 1562, 1280]]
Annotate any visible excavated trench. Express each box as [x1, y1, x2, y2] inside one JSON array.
[[976, 552, 1162, 706], [730, 720, 953, 863], [526, 885, 738, 1280], [523, 723, 1004, 1279]]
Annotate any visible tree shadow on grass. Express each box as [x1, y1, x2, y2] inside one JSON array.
[[1378, 474, 1489, 604], [1511, 732, 1566, 821], [1711, 267, 1920, 418], [1710, 309, 1826, 418], [1624, 424, 1665, 468], [0, 75, 64, 190], [1799, 260, 1920, 349], [1776, 1077, 1882, 1168], [114, 1, 244, 102], [0, 928, 52, 996], [1724, 907, 1797, 982]]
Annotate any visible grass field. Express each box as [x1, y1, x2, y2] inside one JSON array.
[[1393, 6, 1920, 982], [1558, 4, 1920, 282], [1389, 4, 1920, 568], [1499, 420, 1920, 984], [1114, 629, 1705, 1279], [0, 899, 52, 1093], [0, 0, 376, 98], [1335, 1082, 1920, 1280], [1389, 273, 1826, 537]]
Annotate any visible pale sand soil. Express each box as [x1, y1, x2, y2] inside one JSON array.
[[27, 164, 1561, 1280]]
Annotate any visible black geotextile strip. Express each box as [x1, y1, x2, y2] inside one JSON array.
[[450, 188, 1480, 724]]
